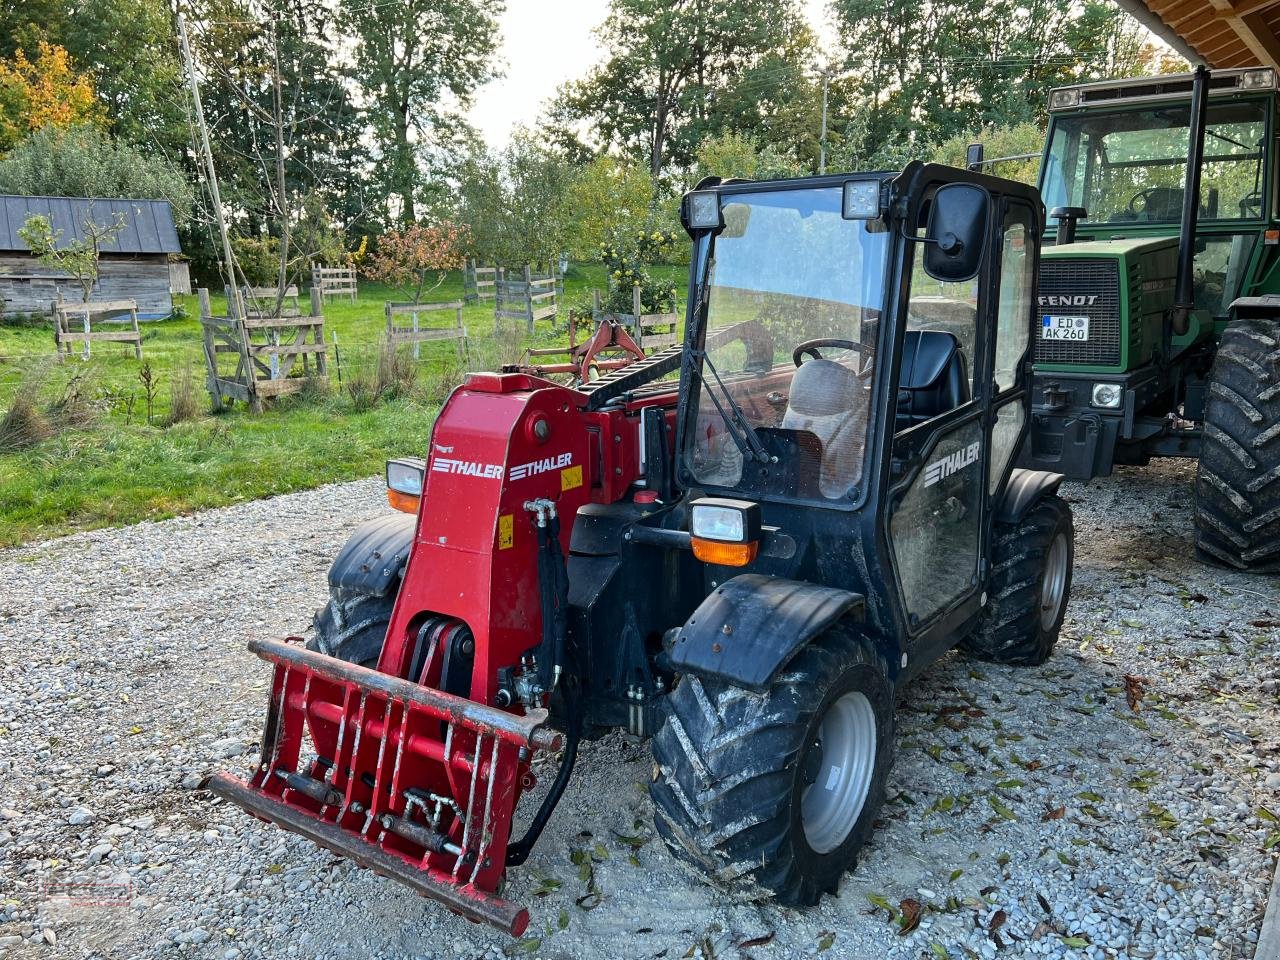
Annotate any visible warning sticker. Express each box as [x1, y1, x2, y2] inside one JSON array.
[[497, 514, 514, 550], [560, 465, 583, 492]]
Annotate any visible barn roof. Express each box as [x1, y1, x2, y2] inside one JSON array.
[[1116, 0, 1280, 71], [0, 195, 181, 255]]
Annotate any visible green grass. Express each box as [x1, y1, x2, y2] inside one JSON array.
[[0, 265, 686, 547]]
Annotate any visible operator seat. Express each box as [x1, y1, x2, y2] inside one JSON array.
[[782, 358, 868, 499], [896, 330, 970, 430]]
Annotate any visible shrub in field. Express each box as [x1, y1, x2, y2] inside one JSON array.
[[362, 222, 468, 303], [598, 227, 678, 315], [166, 359, 200, 426], [0, 390, 52, 452], [231, 236, 282, 288]]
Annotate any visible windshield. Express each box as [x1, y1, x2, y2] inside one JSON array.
[[1041, 100, 1267, 223], [686, 185, 888, 501]]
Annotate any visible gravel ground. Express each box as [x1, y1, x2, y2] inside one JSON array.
[[0, 459, 1277, 960]]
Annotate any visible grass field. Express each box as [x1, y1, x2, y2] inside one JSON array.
[[0, 265, 686, 547]]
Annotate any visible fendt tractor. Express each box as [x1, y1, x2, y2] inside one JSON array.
[[208, 162, 1076, 934], [978, 65, 1279, 571]]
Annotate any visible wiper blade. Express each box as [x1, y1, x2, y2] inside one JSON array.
[[693, 349, 772, 465]]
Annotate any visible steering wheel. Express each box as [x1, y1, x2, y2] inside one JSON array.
[[1128, 186, 1179, 217], [793, 338, 874, 368]]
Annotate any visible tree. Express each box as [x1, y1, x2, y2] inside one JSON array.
[[563, 156, 655, 262], [18, 209, 125, 302], [344, 0, 502, 223], [0, 125, 194, 223], [557, 0, 816, 177], [362, 222, 468, 303], [830, 0, 1149, 168], [692, 130, 806, 184], [0, 41, 100, 151]]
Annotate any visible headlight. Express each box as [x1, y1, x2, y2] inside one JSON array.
[[690, 497, 761, 566], [386, 458, 425, 513], [1049, 88, 1081, 110], [685, 190, 722, 230], [1241, 68, 1276, 91], [1091, 383, 1123, 409]]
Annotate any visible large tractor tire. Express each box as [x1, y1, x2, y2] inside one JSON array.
[[306, 515, 413, 667], [1194, 317, 1280, 573], [650, 628, 894, 906], [962, 495, 1073, 666]]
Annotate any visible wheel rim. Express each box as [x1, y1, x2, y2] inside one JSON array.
[[800, 690, 877, 855], [1039, 532, 1069, 631]]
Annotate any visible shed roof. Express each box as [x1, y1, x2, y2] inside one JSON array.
[[1116, 0, 1280, 71], [0, 195, 181, 255]]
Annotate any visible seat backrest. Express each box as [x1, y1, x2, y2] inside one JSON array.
[[782, 358, 867, 498], [897, 330, 969, 429]]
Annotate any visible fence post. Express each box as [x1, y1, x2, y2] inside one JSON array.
[[523, 264, 533, 334], [311, 286, 327, 379], [198, 287, 221, 407]]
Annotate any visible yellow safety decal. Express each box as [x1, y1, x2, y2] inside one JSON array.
[[561, 465, 584, 491], [498, 513, 514, 549]]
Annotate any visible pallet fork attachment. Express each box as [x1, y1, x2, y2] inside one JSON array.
[[204, 638, 563, 936]]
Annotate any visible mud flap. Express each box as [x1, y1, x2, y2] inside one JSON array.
[[205, 638, 562, 936]]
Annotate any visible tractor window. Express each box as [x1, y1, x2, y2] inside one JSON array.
[[901, 239, 979, 432], [1041, 100, 1268, 224], [993, 204, 1035, 395], [687, 186, 889, 500]]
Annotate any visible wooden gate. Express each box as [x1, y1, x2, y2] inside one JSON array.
[[385, 300, 467, 361], [463, 260, 497, 304], [198, 287, 328, 412], [311, 265, 357, 302], [494, 265, 560, 332]]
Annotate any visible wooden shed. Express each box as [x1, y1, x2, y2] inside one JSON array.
[[0, 195, 182, 318]]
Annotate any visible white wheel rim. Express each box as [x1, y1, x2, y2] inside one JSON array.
[[800, 690, 877, 854], [1040, 531, 1069, 631]]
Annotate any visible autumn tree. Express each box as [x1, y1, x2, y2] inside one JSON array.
[[0, 41, 99, 151], [362, 222, 469, 303]]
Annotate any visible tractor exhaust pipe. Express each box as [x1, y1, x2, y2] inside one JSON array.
[[1172, 65, 1209, 337]]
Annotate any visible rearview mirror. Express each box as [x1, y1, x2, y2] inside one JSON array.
[[923, 183, 990, 283]]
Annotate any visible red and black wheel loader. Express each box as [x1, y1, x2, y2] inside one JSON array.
[[207, 161, 1075, 935]]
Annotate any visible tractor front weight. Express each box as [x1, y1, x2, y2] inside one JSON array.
[[205, 637, 562, 936]]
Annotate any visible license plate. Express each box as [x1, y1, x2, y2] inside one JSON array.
[[1042, 315, 1090, 341]]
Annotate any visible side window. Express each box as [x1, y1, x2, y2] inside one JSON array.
[[994, 204, 1034, 395], [900, 246, 979, 432]]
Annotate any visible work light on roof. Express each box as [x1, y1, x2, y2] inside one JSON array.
[[686, 191, 722, 230], [1240, 68, 1276, 90], [1049, 88, 1082, 110], [842, 179, 881, 220]]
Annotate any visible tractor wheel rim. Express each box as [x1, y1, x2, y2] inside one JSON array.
[[801, 690, 876, 855], [1040, 531, 1069, 631]]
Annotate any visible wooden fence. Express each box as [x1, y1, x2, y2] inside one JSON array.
[[385, 300, 467, 361], [311, 264, 357, 302], [463, 260, 496, 304], [234, 285, 301, 318], [198, 287, 328, 413], [594, 287, 680, 351], [53, 299, 143, 361], [495, 265, 560, 332]]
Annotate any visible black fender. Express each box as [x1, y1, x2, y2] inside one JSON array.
[[328, 513, 416, 597], [668, 573, 864, 692], [996, 468, 1064, 525]]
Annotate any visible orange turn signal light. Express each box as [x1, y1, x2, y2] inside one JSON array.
[[690, 537, 758, 566], [387, 489, 421, 514]]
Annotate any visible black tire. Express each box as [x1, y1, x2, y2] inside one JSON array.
[[650, 628, 894, 906], [306, 584, 398, 667], [962, 495, 1073, 666], [1194, 317, 1280, 573]]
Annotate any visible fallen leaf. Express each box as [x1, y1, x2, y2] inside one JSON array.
[[988, 796, 1017, 821], [897, 898, 922, 935], [866, 893, 897, 920], [738, 932, 775, 949], [1036, 892, 1052, 915], [1042, 806, 1066, 821], [575, 891, 602, 911], [817, 930, 836, 951], [989, 909, 1007, 933], [558, 909, 569, 930], [929, 943, 949, 959], [1060, 934, 1091, 948], [949, 868, 964, 882], [516, 937, 541, 953]]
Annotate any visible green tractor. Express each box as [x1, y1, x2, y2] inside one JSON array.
[[982, 65, 1279, 572]]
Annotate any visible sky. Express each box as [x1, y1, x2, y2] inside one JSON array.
[[467, 0, 837, 148]]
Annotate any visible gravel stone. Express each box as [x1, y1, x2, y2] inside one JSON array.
[[0, 465, 1274, 959]]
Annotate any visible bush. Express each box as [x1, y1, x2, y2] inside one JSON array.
[[231, 236, 282, 288], [167, 358, 200, 426], [0, 390, 52, 452]]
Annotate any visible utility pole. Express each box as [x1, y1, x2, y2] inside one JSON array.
[[819, 66, 832, 175], [177, 13, 243, 320]]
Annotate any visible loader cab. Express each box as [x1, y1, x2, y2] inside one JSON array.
[[674, 164, 1045, 660]]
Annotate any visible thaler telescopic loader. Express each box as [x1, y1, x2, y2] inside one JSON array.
[[208, 162, 1075, 935]]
